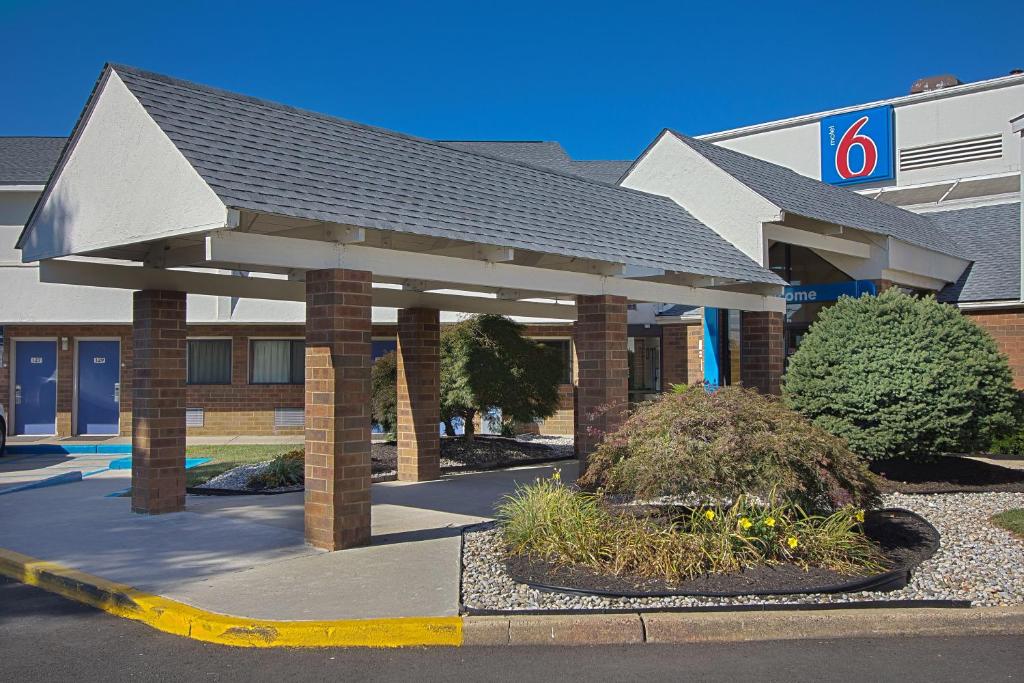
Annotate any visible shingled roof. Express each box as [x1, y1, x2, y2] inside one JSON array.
[[0, 137, 66, 184], [935, 202, 1021, 303], [669, 131, 962, 259], [440, 141, 632, 184], [97, 65, 779, 285]]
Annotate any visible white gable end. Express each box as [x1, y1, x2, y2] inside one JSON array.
[[20, 70, 228, 262], [621, 132, 782, 266]]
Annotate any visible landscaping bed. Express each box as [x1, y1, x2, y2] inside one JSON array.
[[503, 508, 937, 597], [872, 456, 1024, 494], [190, 434, 572, 494], [461, 492, 1024, 611]]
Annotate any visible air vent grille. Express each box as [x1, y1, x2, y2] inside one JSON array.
[[899, 134, 1002, 171], [274, 407, 305, 428], [185, 408, 204, 427]]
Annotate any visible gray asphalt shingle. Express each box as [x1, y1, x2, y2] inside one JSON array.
[[935, 203, 1021, 303], [109, 65, 780, 286], [669, 131, 963, 258], [0, 137, 66, 184], [439, 141, 631, 184]]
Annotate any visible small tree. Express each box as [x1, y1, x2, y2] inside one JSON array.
[[783, 288, 1020, 461], [371, 351, 397, 435], [440, 315, 563, 440]]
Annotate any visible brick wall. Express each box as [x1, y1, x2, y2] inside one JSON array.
[[686, 322, 704, 384], [963, 308, 1024, 387], [661, 323, 688, 388], [739, 311, 784, 395]]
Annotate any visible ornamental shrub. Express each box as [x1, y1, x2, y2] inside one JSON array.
[[371, 351, 397, 434], [783, 289, 1020, 462], [576, 384, 879, 513]]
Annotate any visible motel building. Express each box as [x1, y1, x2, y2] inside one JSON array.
[[0, 65, 1021, 546]]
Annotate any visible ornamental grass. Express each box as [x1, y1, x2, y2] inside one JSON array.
[[498, 473, 885, 583]]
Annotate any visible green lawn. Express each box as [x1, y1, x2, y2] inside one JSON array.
[[991, 509, 1024, 539], [185, 444, 301, 486]]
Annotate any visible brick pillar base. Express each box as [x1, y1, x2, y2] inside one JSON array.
[[304, 268, 373, 550], [573, 294, 628, 468], [396, 307, 440, 482], [740, 310, 784, 395], [131, 290, 186, 514]]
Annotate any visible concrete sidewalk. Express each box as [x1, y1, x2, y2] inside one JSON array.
[[0, 457, 569, 620]]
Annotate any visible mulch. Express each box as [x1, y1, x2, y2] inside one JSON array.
[[371, 435, 565, 476], [505, 508, 938, 597], [871, 456, 1024, 494]]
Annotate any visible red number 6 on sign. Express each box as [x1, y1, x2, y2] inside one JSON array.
[[835, 116, 878, 179]]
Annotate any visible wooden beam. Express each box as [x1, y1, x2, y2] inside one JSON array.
[[38, 259, 577, 319], [205, 232, 786, 312], [763, 223, 871, 259]]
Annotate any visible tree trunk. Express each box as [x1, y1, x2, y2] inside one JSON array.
[[443, 419, 456, 437], [463, 410, 476, 442]]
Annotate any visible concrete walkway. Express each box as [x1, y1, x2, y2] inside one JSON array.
[[0, 456, 573, 619], [6, 435, 304, 446]]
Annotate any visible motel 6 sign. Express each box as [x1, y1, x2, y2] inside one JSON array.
[[820, 105, 895, 186]]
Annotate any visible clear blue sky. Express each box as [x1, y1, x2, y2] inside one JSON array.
[[2, 0, 1019, 159]]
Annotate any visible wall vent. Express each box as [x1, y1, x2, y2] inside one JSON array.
[[185, 408, 204, 427], [899, 134, 1002, 172], [274, 407, 305, 428]]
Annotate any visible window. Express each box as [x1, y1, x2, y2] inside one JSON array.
[[250, 340, 304, 384], [537, 339, 572, 384], [187, 339, 231, 385]]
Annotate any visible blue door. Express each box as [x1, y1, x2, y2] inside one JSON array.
[[14, 340, 58, 435], [77, 340, 121, 435]]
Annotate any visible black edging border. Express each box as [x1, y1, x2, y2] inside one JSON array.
[[186, 455, 576, 496], [458, 510, 960, 616]]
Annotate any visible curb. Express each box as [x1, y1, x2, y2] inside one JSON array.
[[462, 606, 1024, 646], [0, 548, 461, 648], [4, 545, 1024, 648]]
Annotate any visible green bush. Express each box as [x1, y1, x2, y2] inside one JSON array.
[[248, 450, 304, 489], [783, 289, 1019, 461], [988, 426, 1024, 455], [576, 384, 879, 513], [498, 474, 883, 582], [371, 351, 397, 434]]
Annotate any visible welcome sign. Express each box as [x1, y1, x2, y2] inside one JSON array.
[[785, 280, 877, 304], [820, 105, 894, 186]]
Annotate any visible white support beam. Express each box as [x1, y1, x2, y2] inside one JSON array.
[[144, 243, 207, 269], [423, 244, 514, 262], [38, 259, 578, 319], [205, 232, 785, 312], [324, 226, 365, 243], [763, 223, 871, 259]]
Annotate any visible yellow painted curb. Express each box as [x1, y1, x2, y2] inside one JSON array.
[[0, 547, 462, 648]]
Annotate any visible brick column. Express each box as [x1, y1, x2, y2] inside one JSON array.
[[661, 323, 688, 388], [304, 268, 373, 550], [396, 307, 441, 482], [573, 294, 628, 467], [131, 290, 186, 514], [740, 310, 784, 395]]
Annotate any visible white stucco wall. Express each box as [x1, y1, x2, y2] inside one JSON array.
[[620, 132, 781, 265], [705, 77, 1024, 190], [20, 70, 229, 262]]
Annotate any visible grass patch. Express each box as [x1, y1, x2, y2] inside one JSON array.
[[991, 509, 1024, 539], [498, 473, 884, 583], [184, 444, 301, 486]]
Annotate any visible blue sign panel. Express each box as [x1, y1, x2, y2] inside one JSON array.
[[702, 307, 722, 387], [820, 105, 894, 186], [784, 280, 877, 304]]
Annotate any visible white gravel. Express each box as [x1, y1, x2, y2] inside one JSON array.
[[193, 461, 272, 490], [461, 492, 1024, 611]]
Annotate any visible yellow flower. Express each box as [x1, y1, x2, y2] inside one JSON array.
[[855, 509, 865, 523], [739, 517, 752, 530], [765, 517, 776, 528], [551, 469, 561, 482], [704, 510, 716, 521], [787, 536, 799, 549]]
